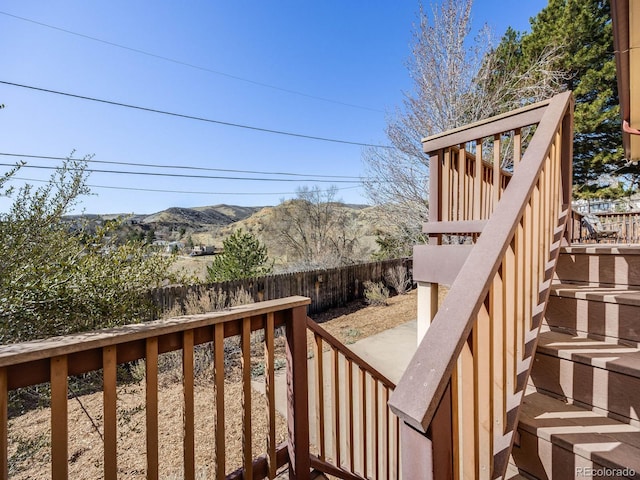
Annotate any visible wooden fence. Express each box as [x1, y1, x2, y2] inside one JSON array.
[[151, 258, 413, 315]]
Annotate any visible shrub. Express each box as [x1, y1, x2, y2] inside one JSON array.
[[0, 157, 183, 343], [385, 265, 412, 295], [363, 280, 389, 306]]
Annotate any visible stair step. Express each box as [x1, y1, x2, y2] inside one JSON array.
[[513, 391, 640, 479], [547, 284, 640, 345], [556, 246, 640, 287], [530, 330, 640, 427], [551, 284, 640, 306], [505, 462, 536, 479]]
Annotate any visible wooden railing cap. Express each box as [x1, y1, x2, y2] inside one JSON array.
[[0, 296, 311, 367], [421, 96, 555, 154]]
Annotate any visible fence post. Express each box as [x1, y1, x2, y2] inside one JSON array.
[[286, 305, 311, 479]]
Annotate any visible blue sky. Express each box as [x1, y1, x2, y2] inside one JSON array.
[[0, 1, 547, 214]]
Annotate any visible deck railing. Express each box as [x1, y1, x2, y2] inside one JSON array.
[[0, 297, 312, 480], [0, 296, 399, 480], [389, 92, 574, 478], [570, 209, 640, 243]]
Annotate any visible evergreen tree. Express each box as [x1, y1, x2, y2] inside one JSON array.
[[206, 229, 272, 282], [500, 0, 624, 197]]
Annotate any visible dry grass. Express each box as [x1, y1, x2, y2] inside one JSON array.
[[7, 290, 421, 479]]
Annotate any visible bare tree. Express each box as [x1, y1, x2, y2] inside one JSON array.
[[363, 0, 482, 248], [363, 0, 566, 250], [268, 186, 365, 269]]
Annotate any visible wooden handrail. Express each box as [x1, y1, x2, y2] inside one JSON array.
[[306, 318, 395, 390], [421, 98, 550, 153], [389, 91, 574, 478], [0, 296, 310, 369]]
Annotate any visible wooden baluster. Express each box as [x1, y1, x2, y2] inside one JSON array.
[[475, 302, 492, 479], [383, 387, 390, 480], [459, 146, 467, 220], [452, 147, 458, 221], [442, 148, 451, 222], [491, 269, 507, 473], [241, 318, 253, 479], [51, 355, 68, 480], [0, 367, 7, 480], [146, 338, 159, 480], [493, 134, 501, 206], [314, 333, 325, 460], [513, 128, 522, 170], [503, 241, 517, 417], [371, 378, 380, 478], [103, 346, 118, 480], [332, 349, 341, 468], [539, 164, 548, 277], [515, 216, 526, 381], [474, 139, 483, 220], [430, 149, 443, 226], [524, 200, 534, 334], [183, 330, 195, 480], [395, 414, 400, 480], [347, 358, 355, 472], [532, 183, 542, 330], [265, 313, 277, 479], [360, 368, 367, 478], [453, 336, 475, 478], [214, 323, 226, 479]]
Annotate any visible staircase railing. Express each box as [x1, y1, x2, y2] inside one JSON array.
[[306, 318, 400, 480], [389, 91, 574, 479]]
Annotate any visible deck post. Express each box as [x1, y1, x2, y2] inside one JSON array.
[[286, 305, 311, 479], [400, 423, 434, 479], [417, 282, 439, 343]]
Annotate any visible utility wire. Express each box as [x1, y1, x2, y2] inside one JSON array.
[[0, 162, 367, 183], [10, 176, 361, 195], [0, 80, 392, 149], [0, 152, 363, 179], [0, 10, 384, 114]]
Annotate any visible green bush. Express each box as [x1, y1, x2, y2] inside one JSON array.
[[0, 157, 183, 343]]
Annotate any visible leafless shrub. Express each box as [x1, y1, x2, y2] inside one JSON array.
[[385, 265, 412, 295]]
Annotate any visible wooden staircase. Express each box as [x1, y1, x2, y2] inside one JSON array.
[[509, 245, 640, 479]]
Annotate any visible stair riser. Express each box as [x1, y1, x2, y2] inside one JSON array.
[[546, 296, 640, 345], [530, 353, 640, 426], [555, 253, 640, 287], [512, 429, 634, 480]]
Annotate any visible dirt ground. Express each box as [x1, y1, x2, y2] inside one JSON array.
[[7, 290, 419, 479]]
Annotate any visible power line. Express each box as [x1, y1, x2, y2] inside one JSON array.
[[0, 162, 365, 183], [0, 10, 384, 114], [0, 80, 392, 149], [8, 176, 362, 195], [0, 152, 363, 179]]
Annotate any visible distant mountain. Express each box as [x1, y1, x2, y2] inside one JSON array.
[[141, 204, 264, 227], [64, 203, 380, 256]]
